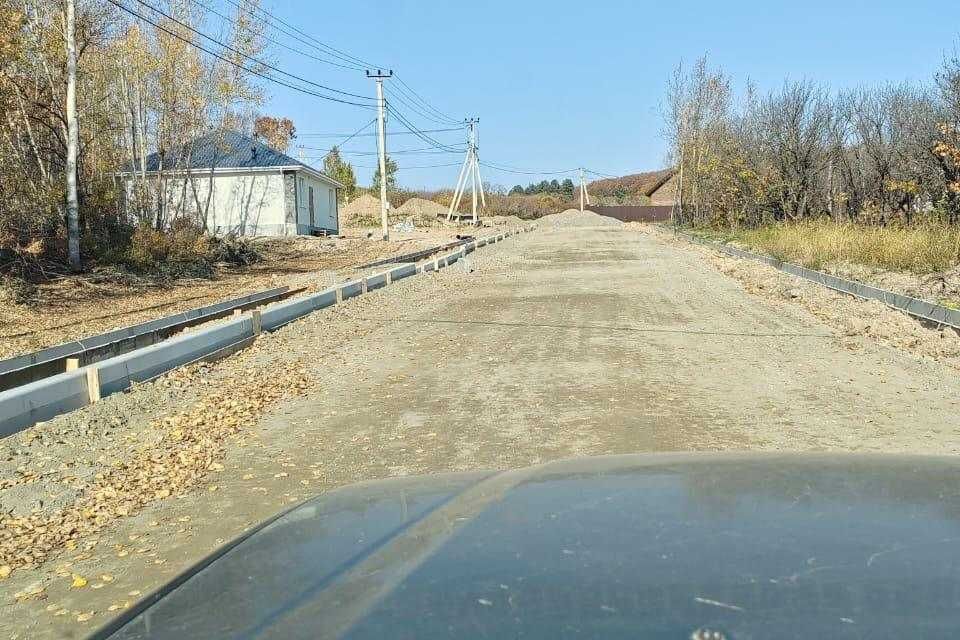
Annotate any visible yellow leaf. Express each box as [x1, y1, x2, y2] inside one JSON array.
[[0, 565, 11, 580], [71, 575, 88, 589]]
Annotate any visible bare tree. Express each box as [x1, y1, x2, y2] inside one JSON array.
[[758, 80, 834, 220]]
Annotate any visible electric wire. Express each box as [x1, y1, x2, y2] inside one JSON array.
[[385, 82, 460, 126], [128, 0, 376, 102], [107, 0, 376, 108], [219, 0, 381, 70], [392, 74, 461, 125], [383, 86, 460, 127], [386, 103, 467, 153], [478, 160, 577, 176], [297, 127, 463, 139], [317, 161, 464, 171], [185, 0, 366, 71]]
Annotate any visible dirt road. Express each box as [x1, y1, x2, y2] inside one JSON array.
[[3, 226, 959, 638]]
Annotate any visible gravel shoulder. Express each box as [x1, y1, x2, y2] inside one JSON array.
[[0, 229, 467, 360], [2, 226, 959, 638]]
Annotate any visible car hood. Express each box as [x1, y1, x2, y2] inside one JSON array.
[[97, 453, 960, 639]]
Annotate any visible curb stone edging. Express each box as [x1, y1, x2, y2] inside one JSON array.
[[0, 227, 534, 437], [674, 229, 960, 332]]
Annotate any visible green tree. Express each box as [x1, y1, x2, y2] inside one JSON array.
[[323, 146, 356, 202], [549, 179, 560, 192], [561, 178, 575, 198], [371, 155, 397, 193], [509, 184, 524, 195]]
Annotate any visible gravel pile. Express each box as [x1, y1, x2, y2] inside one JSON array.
[[536, 208, 623, 228]]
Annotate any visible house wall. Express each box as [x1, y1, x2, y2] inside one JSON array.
[[294, 172, 338, 234], [649, 174, 679, 206], [134, 171, 289, 236], [125, 169, 339, 237]]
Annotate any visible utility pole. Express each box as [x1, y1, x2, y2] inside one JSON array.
[[65, 0, 81, 270], [367, 69, 392, 240], [447, 118, 484, 224], [579, 168, 593, 213]]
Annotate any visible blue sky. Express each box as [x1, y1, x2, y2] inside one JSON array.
[[232, 0, 958, 189]]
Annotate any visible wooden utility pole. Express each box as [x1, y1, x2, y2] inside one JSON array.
[[367, 70, 393, 241], [65, 0, 81, 270]]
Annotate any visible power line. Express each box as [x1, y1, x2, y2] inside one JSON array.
[[128, 0, 376, 102], [478, 160, 577, 176], [387, 103, 466, 153], [383, 86, 460, 127], [312, 161, 464, 171], [298, 145, 465, 156], [584, 168, 621, 179], [392, 74, 461, 125], [107, 0, 375, 108], [186, 0, 366, 71], [326, 118, 378, 151], [219, 0, 381, 70], [297, 127, 463, 139]]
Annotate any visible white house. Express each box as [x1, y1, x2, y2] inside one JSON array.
[[120, 131, 343, 236]]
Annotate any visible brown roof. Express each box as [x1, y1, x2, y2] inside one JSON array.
[[588, 169, 676, 198]]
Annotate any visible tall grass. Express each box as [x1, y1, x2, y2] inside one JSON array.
[[718, 220, 960, 274]]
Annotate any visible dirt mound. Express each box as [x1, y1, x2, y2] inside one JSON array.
[[339, 194, 382, 226], [536, 208, 623, 228], [398, 198, 446, 218], [484, 214, 524, 227]]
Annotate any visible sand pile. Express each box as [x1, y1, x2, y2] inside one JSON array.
[[398, 197, 446, 218], [485, 214, 525, 227], [536, 209, 623, 228], [339, 194, 382, 226]]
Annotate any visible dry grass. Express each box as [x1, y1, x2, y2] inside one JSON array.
[[713, 220, 960, 274]]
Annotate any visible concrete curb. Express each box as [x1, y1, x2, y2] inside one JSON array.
[[0, 227, 533, 437], [0, 288, 291, 392], [676, 229, 960, 331]]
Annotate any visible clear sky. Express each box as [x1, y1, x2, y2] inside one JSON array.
[[231, 0, 958, 190]]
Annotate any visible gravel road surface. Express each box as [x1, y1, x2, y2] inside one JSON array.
[[2, 226, 959, 638]]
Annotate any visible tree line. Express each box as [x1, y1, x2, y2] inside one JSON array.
[[508, 178, 576, 197], [665, 53, 960, 227], [0, 0, 285, 281]]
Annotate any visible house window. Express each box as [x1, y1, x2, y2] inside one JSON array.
[[329, 190, 336, 224], [308, 186, 315, 226]]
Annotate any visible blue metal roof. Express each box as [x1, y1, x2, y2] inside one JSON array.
[[136, 131, 336, 183]]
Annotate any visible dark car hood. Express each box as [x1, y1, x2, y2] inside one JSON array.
[[97, 453, 960, 639]]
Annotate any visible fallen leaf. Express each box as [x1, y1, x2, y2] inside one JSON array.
[[0, 565, 11, 580], [76, 611, 94, 622], [128, 590, 141, 597], [100, 574, 114, 582], [71, 574, 88, 589]]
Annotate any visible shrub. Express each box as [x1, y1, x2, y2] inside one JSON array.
[[126, 219, 213, 277]]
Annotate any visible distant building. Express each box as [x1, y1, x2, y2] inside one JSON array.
[[645, 170, 678, 206], [588, 168, 677, 206], [118, 131, 342, 236]]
